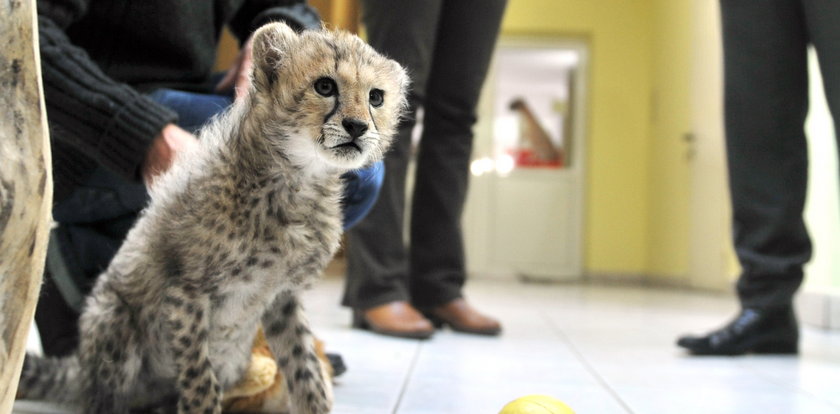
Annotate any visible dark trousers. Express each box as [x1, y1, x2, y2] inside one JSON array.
[[342, 0, 507, 309], [721, 0, 840, 309]]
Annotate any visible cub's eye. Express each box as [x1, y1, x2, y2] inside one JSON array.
[[314, 77, 337, 97], [369, 89, 384, 107]]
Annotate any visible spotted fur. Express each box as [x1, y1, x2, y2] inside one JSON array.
[[18, 22, 407, 414]]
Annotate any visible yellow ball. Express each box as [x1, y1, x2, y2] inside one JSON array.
[[498, 395, 575, 414]]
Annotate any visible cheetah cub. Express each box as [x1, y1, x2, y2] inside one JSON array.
[[18, 22, 407, 414]]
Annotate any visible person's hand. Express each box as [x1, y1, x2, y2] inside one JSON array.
[[215, 36, 254, 100], [142, 124, 199, 186]]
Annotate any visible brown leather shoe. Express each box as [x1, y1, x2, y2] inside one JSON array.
[[426, 298, 502, 336], [352, 301, 435, 339]]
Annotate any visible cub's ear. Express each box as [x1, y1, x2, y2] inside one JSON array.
[[251, 22, 298, 89]]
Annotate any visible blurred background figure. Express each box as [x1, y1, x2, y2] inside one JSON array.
[[342, 0, 508, 339], [677, 0, 840, 356]]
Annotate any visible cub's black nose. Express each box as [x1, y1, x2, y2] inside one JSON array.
[[342, 118, 369, 139]]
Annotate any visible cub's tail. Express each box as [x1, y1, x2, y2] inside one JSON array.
[[16, 353, 80, 403]]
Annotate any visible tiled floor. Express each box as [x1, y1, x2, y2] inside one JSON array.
[[14, 272, 840, 413]]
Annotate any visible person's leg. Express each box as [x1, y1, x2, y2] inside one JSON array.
[[343, 0, 441, 309], [724, 0, 811, 310], [408, 0, 506, 309], [341, 0, 443, 338], [677, 0, 808, 355], [394, 0, 506, 336]]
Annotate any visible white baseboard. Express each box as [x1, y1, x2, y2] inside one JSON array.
[[798, 289, 840, 331]]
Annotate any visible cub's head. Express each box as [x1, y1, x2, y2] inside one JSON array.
[[249, 22, 408, 174]]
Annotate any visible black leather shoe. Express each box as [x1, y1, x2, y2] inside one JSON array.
[[326, 352, 347, 377], [676, 306, 799, 355]]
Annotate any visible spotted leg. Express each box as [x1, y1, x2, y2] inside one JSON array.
[[163, 287, 222, 414], [78, 314, 130, 414], [263, 293, 333, 414], [77, 280, 136, 413]]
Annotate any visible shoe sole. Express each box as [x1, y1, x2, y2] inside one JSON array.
[[682, 339, 798, 356], [751, 341, 799, 354], [423, 313, 502, 337]]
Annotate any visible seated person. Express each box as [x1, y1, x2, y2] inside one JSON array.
[[35, 0, 383, 356]]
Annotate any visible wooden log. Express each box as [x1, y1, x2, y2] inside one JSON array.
[[0, 0, 53, 411]]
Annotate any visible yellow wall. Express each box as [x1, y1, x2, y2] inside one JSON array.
[[646, 0, 693, 280], [502, 0, 656, 275]]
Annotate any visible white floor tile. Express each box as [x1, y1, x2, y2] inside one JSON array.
[[614, 385, 840, 414], [398, 379, 627, 414], [13, 274, 840, 414]]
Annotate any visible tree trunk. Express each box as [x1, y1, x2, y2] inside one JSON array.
[[0, 0, 53, 411]]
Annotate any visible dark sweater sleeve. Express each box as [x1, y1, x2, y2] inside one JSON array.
[[228, 1, 322, 42], [38, 6, 178, 182]]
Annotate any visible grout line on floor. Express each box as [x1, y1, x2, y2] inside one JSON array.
[[541, 311, 636, 414], [390, 340, 424, 414]]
